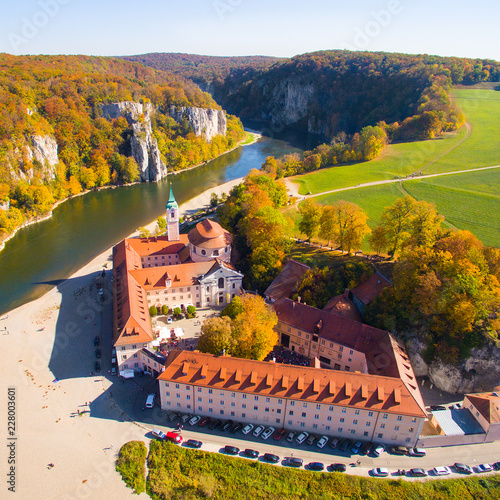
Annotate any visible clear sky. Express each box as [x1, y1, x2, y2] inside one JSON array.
[[1, 0, 499, 61]]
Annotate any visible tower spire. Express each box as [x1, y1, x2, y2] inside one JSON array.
[[166, 184, 179, 241]]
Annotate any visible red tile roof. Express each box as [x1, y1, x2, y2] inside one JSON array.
[[323, 294, 362, 323], [125, 235, 189, 257], [466, 392, 500, 424], [158, 350, 427, 417], [273, 298, 426, 415], [188, 219, 232, 249], [264, 259, 310, 302], [351, 271, 391, 305]]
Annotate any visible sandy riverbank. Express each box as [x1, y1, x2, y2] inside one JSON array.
[[0, 176, 245, 499]]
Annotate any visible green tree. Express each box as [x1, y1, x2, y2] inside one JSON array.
[[210, 192, 219, 208], [187, 305, 196, 317], [149, 306, 157, 317], [221, 295, 244, 320], [319, 205, 336, 247], [198, 317, 235, 355], [173, 307, 182, 318], [161, 305, 168, 315], [298, 198, 322, 241]]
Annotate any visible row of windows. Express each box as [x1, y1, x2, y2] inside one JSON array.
[[120, 344, 147, 351]]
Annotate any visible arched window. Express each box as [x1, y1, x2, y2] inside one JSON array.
[[201, 249, 206, 256], [213, 249, 219, 256], [218, 277, 224, 289]]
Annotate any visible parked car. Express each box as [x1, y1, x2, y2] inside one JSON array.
[[244, 449, 259, 459], [242, 424, 254, 435], [476, 463, 493, 473], [329, 463, 347, 472], [223, 445, 240, 455], [167, 316, 173, 324], [408, 447, 426, 457], [180, 413, 191, 424], [329, 437, 339, 449], [316, 436, 329, 449], [168, 412, 180, 422], [273, 428, 287, 441], [296, 432, 309, 445], [253, 425, 265, 437], [371, 467, 389, 477], [186, 439, 202, 448], [433, 466, 451, 476], [306, 434, 317, 446], [454, 463, 473, 474], [389, 445, 408, 455], [360, 441, 373, 455], [284, 457, 303, 467], [351, 440, 363, 454], [145, 393, 155, 409], [409, 468, 428, 477], [230, 422, 243, 434], [493, 462, 500, 471], [208, 419, 221, 430], [94, 348, 101, 358], [261, 426, 275, 440], [221, 420, 234, 432], [287, 432, 295, 443], [94, 361, 101, 373], [188, 416, 201, 426], [165, 431, 183, 444], [449, 403, 461, 410], [263, 453, 280, 463], [110, 366, 117, 376], [152, 429, 166, 440], [339, 438, 351, 452], [93, 336, 100, 346], [198, 416, 211, 427], [430, 405, 446, 411], [372, 443, 385, 457], [307, 462, 324, 471]]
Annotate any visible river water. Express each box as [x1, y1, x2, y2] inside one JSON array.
[[0, 135, 301, 315]]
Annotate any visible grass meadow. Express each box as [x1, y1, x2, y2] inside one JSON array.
[[138, 441, 500, 500]]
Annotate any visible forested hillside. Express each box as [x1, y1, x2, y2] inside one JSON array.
[[0, 54, 244, 241], [120, 53, 282, 87]]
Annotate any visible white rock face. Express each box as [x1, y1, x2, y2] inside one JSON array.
[[31, 135, 59, 167], [170, 106, 226, 142], [427, 344, 500, 394], [406, 335, 429, 377], [101, 102, 166, 182]]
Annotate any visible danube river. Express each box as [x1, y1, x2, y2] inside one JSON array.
[[0, 135, 301, 315]]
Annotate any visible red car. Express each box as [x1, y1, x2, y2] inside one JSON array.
[[198, 416, 211, 427], [273, 428, 287, 441]]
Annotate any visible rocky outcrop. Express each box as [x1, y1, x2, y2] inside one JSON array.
[[170, 106, 226, 142], [101, 101, 167, 182], [407, 334, 500, 393]]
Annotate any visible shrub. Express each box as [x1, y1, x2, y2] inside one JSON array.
[[173, 307, 182, 319], [149, 306, 157, 317], [115, 441, 147, 494], [161, 305, 168, 315], [187, 305, 196, 317]]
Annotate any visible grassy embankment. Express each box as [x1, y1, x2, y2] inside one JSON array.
[[289, 89, 500, 248], [116, 440, 500, 500], [116, 441, 148, 495]]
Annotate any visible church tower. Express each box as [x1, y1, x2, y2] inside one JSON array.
[[166, 185, 179, 241]]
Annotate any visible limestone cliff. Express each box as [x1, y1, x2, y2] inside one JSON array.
[[406, 334, 500, 394], [169, 106, 226, 142], [101, 102, 167, 182]]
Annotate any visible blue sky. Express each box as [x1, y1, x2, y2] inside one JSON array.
[[1, 0, 499, 61]]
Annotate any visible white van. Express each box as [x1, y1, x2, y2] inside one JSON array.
[[145, 393, 156, 408]]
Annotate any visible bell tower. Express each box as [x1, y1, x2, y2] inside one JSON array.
[[166, 185, 179, 241]]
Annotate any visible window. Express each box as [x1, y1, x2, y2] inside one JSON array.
[[409, 427, 414, 433], [397, 415, 402, 421], [208, 389, 213, 394], [303, 403, 308, 408], [208, 408, 213, 413], [198, 406, 202, 411], [290, 401, 295, 406], [242, 404, 246, 409], [186, 385, 190, 390], [176, 394, 180, 399], [316, 404, 321, 410], [406, 437, 411, 443], [201, 250, 206, 256], [383, 413, 388, 419], [366, 422, 371, 427], [314, 414, 319, 420], [353, 420, 358, 425], [313, 424, 318, 429], [341, 408, 347, 414], [380, 424, 385, 429], [351, 429, 356, 435], [289, 411, 294, 416], [300, 422, 305, 427], [175, 384, 180, 389], [242, 394, 247, 399], [326, 425, 330, 431], [355, 409, 360, 415], [278, 399, 283, 404], [368, 411, 373, 417], [378, 433, 383, 439], [340, 418, 345, 423], [339, 346, 343, 352], [277, 409, 281, 414], [197, 387, 202, 392], [363, 431, 369, 437], [197, 397, 202, 402], [276, 419, 281, 424], [302, 412, 307, 418], [231, 411, 235, 417], [327, 416, 332, 421], [345, 366, 350, 372], [220, 410, 224, 415], [411, 417, 417, 423], [254, 406, 258, 411], [242, 413, 246, 418], [122, 355, 127, 360], [218, 277, 224, 288], [349, 350, 353, 355], [288, 421, 293, 425], [338, 427, 343, 433], [231, 402, 235, 407], [165, 392, 170, 397], [208, 399, 213, 404], [231, 393, 235, 398], [254, 396, 259, 401], [329, 406, 334, 412], [186, 395, 191, 400], [394, 425, 399, 431], [220, 400, 224, 405], [265, 407, 270, 412], [266, 398, 270, 403]]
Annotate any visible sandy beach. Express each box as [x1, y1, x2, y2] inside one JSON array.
[[0, 177, 244, 499]]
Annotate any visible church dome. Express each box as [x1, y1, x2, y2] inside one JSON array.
[[188, 219, 232, 249]]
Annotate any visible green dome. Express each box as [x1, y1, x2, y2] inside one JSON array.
[[166, 185, 178, 210]]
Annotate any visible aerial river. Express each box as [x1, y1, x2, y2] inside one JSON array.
[[0, 134, 301, 315]]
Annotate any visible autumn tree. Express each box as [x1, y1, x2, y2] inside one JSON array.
[[197, 317, 235, 356], [231, 294, 278, 360], [298, 198, 322, 241], [327, 200, 371, 253], [319, 205, 336, 246]]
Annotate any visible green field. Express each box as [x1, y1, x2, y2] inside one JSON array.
[[294, 88, 500, 196], [403, 169, 500, 247], [136, 441, 500, 500], [427, 89, 500, 173]]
